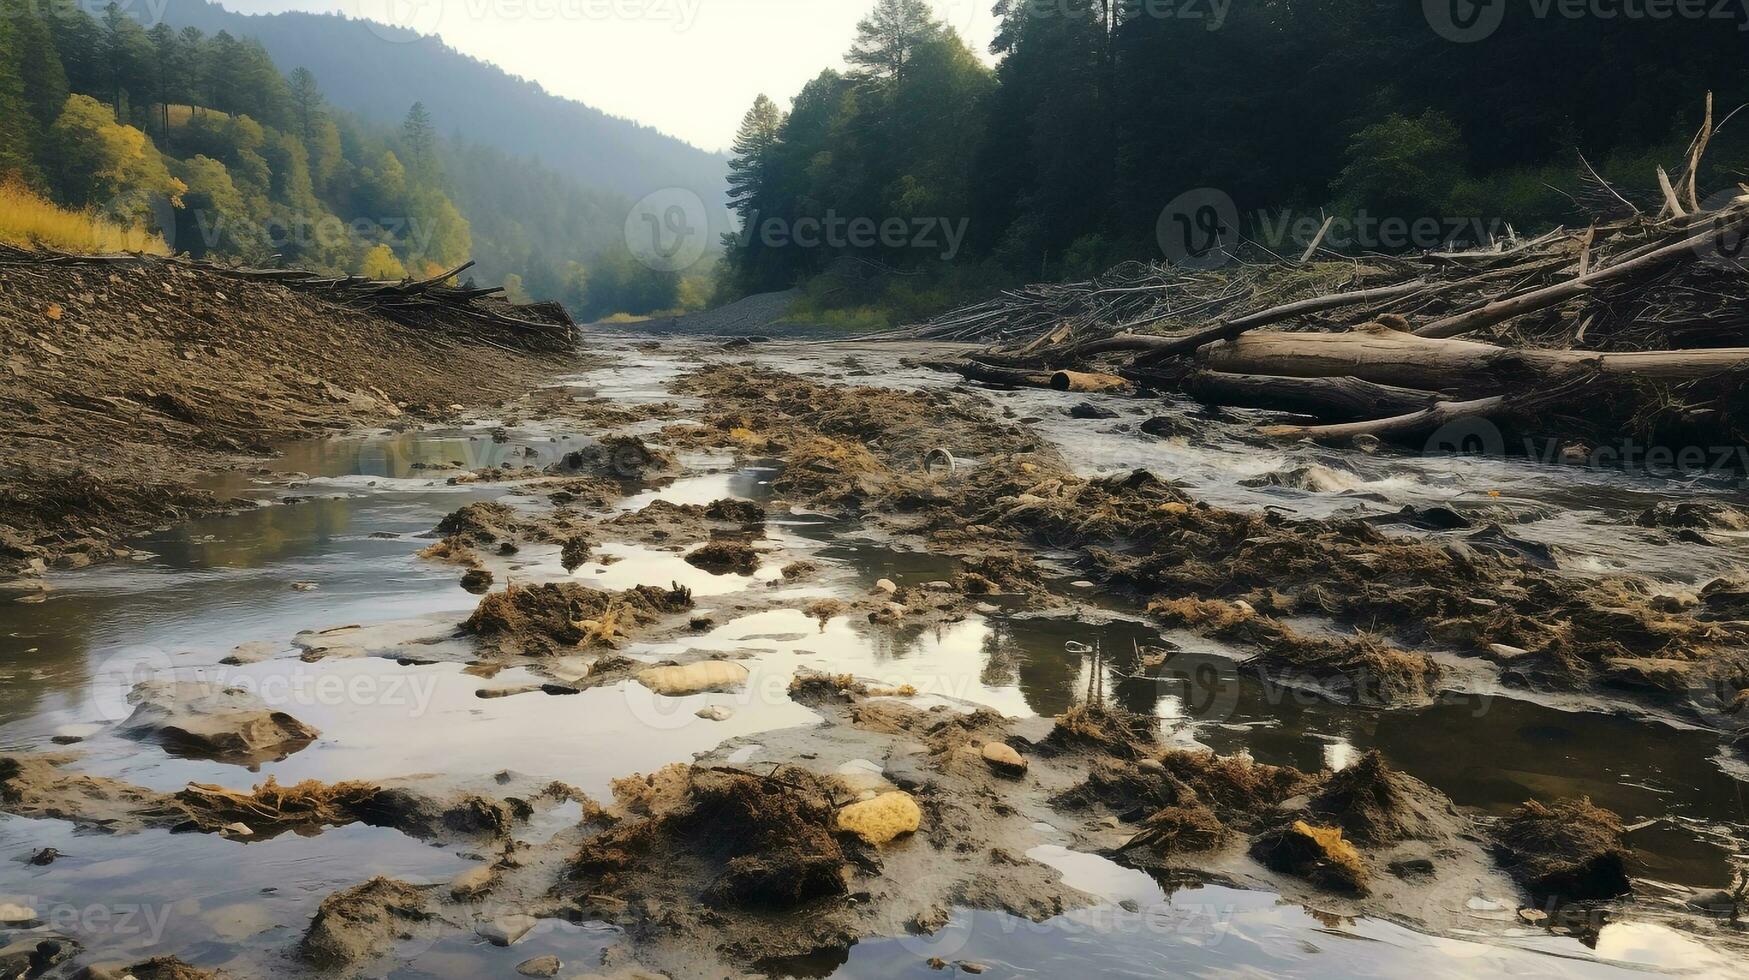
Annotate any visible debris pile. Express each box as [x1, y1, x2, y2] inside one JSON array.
[[910, 100, 1749, 455]]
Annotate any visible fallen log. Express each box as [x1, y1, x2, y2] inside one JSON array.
[[1050, 370, 1129, 393], [921, 359, 1052, 389], [1258, 396, 1507, 442], [1184, 371, 1443, 421], [1200, 328, 1749, 393], [1071, 280, 1430, 360]]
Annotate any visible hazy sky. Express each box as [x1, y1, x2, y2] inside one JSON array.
[[221, 0, 1000, 152]]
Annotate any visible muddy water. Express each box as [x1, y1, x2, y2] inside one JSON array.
[[0, 340, 1745, 977]]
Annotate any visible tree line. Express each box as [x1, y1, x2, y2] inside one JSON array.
[[719, 0, 1748, 322], [0, 0, 687, 318]]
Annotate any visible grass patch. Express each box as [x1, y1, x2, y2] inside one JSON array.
[[0, 178, 168, 255]]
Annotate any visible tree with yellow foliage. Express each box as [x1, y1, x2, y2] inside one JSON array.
[[47, 94, 184, 220], [358, 243, 406, 281]]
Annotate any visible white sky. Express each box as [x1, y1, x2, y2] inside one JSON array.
[[219, 0, 1000, 152]]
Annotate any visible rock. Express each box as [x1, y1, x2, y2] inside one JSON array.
[[958, 963, 987, 975], [449, 864, 495, 899], [0, 902, 36, 925], [120, 680, 319, 765], [516, 954, 562, 976], [1249, 820, 1369, 894], [221, 822, 253, 837], [836, 791, 921, 846], [1387, 857, 1436, 880], [459, 568, 494, 594], [25, 847, 58, 866], [0, 937, 76, 977], [1685, 889, 1738, 914], [874, 578, 898, 594], [1518, 907, 1549, 925], [981, 741, 1027, 776], [695, 704, 734, 721], [476, 913, 539, 946], [881, 744, 933, 791], [636, 660, 749, 696], [1069, 402, 1119, 420]]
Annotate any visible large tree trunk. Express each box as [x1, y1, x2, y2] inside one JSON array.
[[1199, 327, 1749, 393], [1184, 371, 1441, 420]]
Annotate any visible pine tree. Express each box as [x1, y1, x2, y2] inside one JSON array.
[[400, 102, 437, 181], [725, 94, 782, 225], [846, 0, 943, 84], [288, 67, 323, 142], [3, 0, 68, 133], [0, 11, 41, 184]]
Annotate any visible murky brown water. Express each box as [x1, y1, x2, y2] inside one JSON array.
[[0, 341, 1744, 977]]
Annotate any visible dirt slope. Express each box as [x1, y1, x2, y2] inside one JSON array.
[[0, 252, 577, 579]]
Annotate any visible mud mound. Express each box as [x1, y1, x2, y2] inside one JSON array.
[[560, 534, 593, 571], [120, 680, 319, 765], [433, 501, 535, 547], [685, 537, 760, 575], [546, 435, 674, 480], [1042, 703, 1160, 759], [462, 581, 692, 656], [1251, 821, 1369, 894], [1117, 803, 1229, 855], [568, 766, 851, 913], [301, 877, 431, 969], [118, 957, 225, 979], [1303, 751, 1461, 846], [1055, 749, 1314, 835], [604, 497, 766, 546], [1493, 798, 1632, 902]]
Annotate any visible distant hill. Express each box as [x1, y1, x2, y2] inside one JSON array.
[[159, 0, 727, 221]]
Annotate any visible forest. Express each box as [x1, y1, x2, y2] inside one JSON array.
[[719, 0, 1749, 328], [0, 0, 698, 320]]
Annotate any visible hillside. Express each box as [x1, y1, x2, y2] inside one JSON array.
[[159, 0, 727, 222]]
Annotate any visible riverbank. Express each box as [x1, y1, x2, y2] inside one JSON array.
[[0, 332, 1744, 978], [0, 252, 580, 585]]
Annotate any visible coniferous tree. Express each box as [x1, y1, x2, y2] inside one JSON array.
[[846, 0, 943, 83]]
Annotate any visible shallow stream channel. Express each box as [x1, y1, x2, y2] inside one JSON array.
[[1, 338, 1745, 978]]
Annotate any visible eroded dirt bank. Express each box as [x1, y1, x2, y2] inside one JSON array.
[[0, 253, 578, 582], [0, 338, 1744, 978]]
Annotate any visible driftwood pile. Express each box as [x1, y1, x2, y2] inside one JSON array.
[[0, 246, 576, 353], [913, 102, 1749, 453]]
